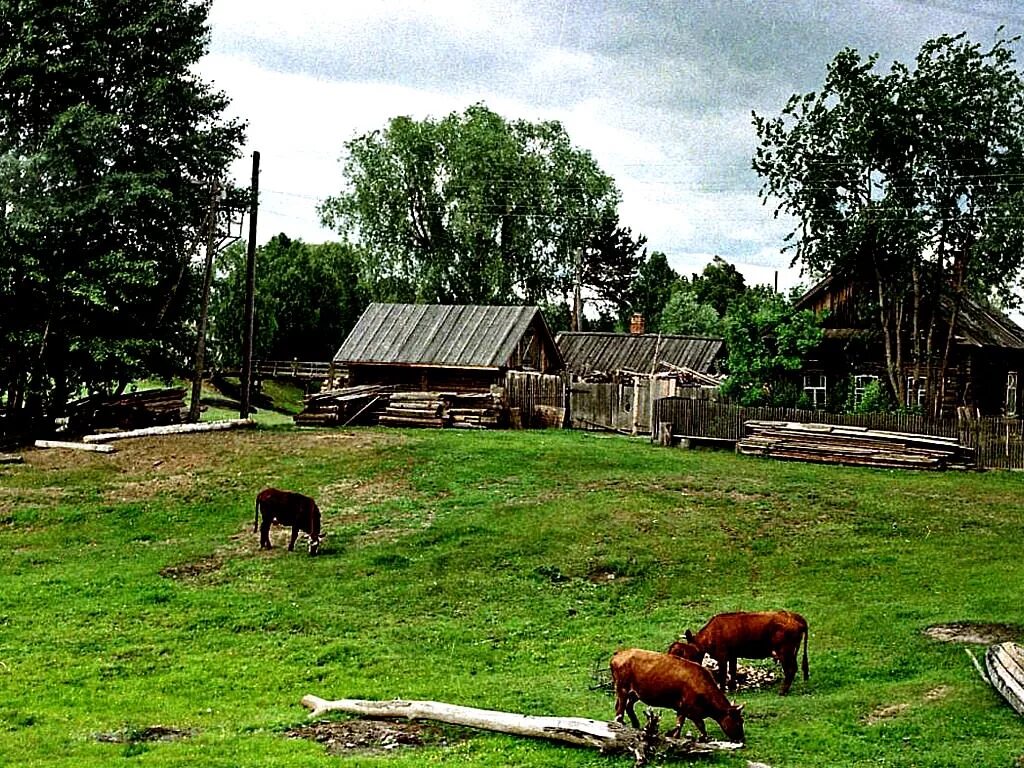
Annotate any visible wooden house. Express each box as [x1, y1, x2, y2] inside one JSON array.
[[794, 274, 1024, 416], [556, 331, 725, 434]]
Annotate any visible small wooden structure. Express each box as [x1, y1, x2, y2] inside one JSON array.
[[557, 332, 724, 435], [984, 642, 1024, 717], [313, 304, 564, 429]]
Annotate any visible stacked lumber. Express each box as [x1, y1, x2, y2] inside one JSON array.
[[737, 420, 974, 470], [378, 390, 505, 429], [294, 385, 392, 427], [67, 387, 186, 433]]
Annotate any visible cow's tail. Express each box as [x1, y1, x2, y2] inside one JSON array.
[[801, 622, 809, 681], [253, 497, 260, 533]]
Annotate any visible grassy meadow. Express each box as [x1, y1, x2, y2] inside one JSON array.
[[1, 423, 1022, 767]]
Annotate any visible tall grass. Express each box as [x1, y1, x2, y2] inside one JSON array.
[[0, 427, 1021, 767]]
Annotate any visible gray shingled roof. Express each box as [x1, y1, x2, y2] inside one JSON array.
[[556, 332, 724, 375], [334, 303, 553, 369]]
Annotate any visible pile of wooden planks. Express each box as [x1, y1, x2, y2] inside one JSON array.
[[67, 387, 186, 433], [293, 385, 392, 427], [737, 420, 975, 470], [378, 390, 505, 429]]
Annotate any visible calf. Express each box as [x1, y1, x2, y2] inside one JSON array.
[[667, 610, 808, 695], [253, 487, 323, 556], [610, 648, 745, 742]]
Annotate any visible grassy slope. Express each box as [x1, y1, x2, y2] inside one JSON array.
[[0, 427, 1021, 767]]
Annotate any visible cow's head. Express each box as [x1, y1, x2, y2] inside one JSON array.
[[720, 703, 745, 743], [666, 639, 703, 662]]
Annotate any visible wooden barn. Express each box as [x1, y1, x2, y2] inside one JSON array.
[[795, 274, 1024, 416], [300, 304, 564, 429], [556, 331, 725, 434]]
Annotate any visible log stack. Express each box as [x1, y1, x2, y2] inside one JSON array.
[[378, 390, 505, 429], [294, 385, 392, 427], [737, 420, 975, 470], [66, 387, 186, 433]]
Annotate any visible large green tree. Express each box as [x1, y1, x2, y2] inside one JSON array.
[[0, 0, 244, 433], [210, 235, 366, 366], [318, 104, 623, 307], [754, 32, 1024, 415]]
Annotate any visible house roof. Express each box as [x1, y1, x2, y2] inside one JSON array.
[[333, 303, 560, 369], [796, 273, 1024, 350], [555, 331, 724, 376]]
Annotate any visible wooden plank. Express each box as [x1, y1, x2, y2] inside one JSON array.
[[35, 440, 115, 453], [83, 418, 255, 443], [0, 454, 23, 464]]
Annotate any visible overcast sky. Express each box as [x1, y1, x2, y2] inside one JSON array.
[[197, 0, 1024, 295]]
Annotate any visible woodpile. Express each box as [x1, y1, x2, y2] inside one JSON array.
[[66, 387, 186, 433], [293, 385, 392, 427], [737, 420, 975, 470], [378, 390, 505, 429]]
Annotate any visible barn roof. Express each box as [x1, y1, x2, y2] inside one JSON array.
[[556, 332, 724, 376], [334, 303, 560, 369]]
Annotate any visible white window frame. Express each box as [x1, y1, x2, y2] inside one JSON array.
[[1006, 371, 1019, 417], [852, 374, 879, 408], [906, 376, 927, 409], [802, 373, 827, 409]]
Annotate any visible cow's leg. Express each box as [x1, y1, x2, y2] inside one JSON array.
[[668, 708, 688, 739], [615, 690, 641, 729], [288, 526, 299, 551], [259, 518, 273, 549], [779, 648, 797, 695], [728, 657, 739, 690], [713, 655, 728, 691], [684, 712, 708, 741]]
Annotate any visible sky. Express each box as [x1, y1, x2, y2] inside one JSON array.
[[197, 0, 1024, 296]]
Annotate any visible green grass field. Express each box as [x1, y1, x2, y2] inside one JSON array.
[[1, 426, 1022, 767]]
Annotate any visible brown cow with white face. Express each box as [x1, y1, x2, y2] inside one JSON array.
[[610, 648, 745, 742], [667, 610, 808, 695], [254, 487, 323, 555]]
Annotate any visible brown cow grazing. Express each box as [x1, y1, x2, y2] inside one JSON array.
[[610, 648, 745, 742], [667, 610, 809, 695], [254, 487, 323, 555]]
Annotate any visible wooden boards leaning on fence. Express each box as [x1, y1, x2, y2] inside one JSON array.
[[737, 420, 975, 470]]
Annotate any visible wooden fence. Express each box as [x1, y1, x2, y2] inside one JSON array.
[[505, 371, 567, 428], [653, 397, 1024, 470]]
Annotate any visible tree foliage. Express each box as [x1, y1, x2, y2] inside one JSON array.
[[720, 288, 824, 406], [0, 0, 245, 432], [318, 104, 623, 306], [210, 235, 366, 366], [754, 31, 1024, 415], [625, 250, 680, 333]]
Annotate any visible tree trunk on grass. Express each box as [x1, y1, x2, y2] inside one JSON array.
[[300, 695, 742, 766]]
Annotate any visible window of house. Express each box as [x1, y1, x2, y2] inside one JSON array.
[[802, 373, 827, 409], [1006, 371, 1019, 417], [906, 377, 927, 409], [852, 374, 878, 408]]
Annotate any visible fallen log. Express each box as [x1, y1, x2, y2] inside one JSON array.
[[299, 696, 742, 764], [0, 454, 24, 464], [34, 440, 115, 453], [82, 418, 255, 443]]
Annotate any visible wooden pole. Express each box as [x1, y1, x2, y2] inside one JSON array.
[[240, 151, 260, 419]]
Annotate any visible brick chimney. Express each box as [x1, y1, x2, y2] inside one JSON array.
[[630, 313, 645, 335]]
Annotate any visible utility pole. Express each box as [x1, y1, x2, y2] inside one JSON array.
[[188, 179, 221, 423], [239, 151, 260, 419]]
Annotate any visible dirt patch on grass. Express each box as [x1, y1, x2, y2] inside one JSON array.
[[863, 685, 953, 724], [287, 719, 463, 756], [923, 622, 1023, 644], [159, 554, 226, 582]]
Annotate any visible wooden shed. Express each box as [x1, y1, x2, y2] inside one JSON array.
[[556, 331, 725, 434], [334, 303, 563, 391]]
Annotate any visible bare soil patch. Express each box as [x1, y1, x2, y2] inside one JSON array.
[[287, 718, 464, 756], [95, 725, 195, 743], [863, 685, 953, 724], [923, 622, 1023, 644]]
